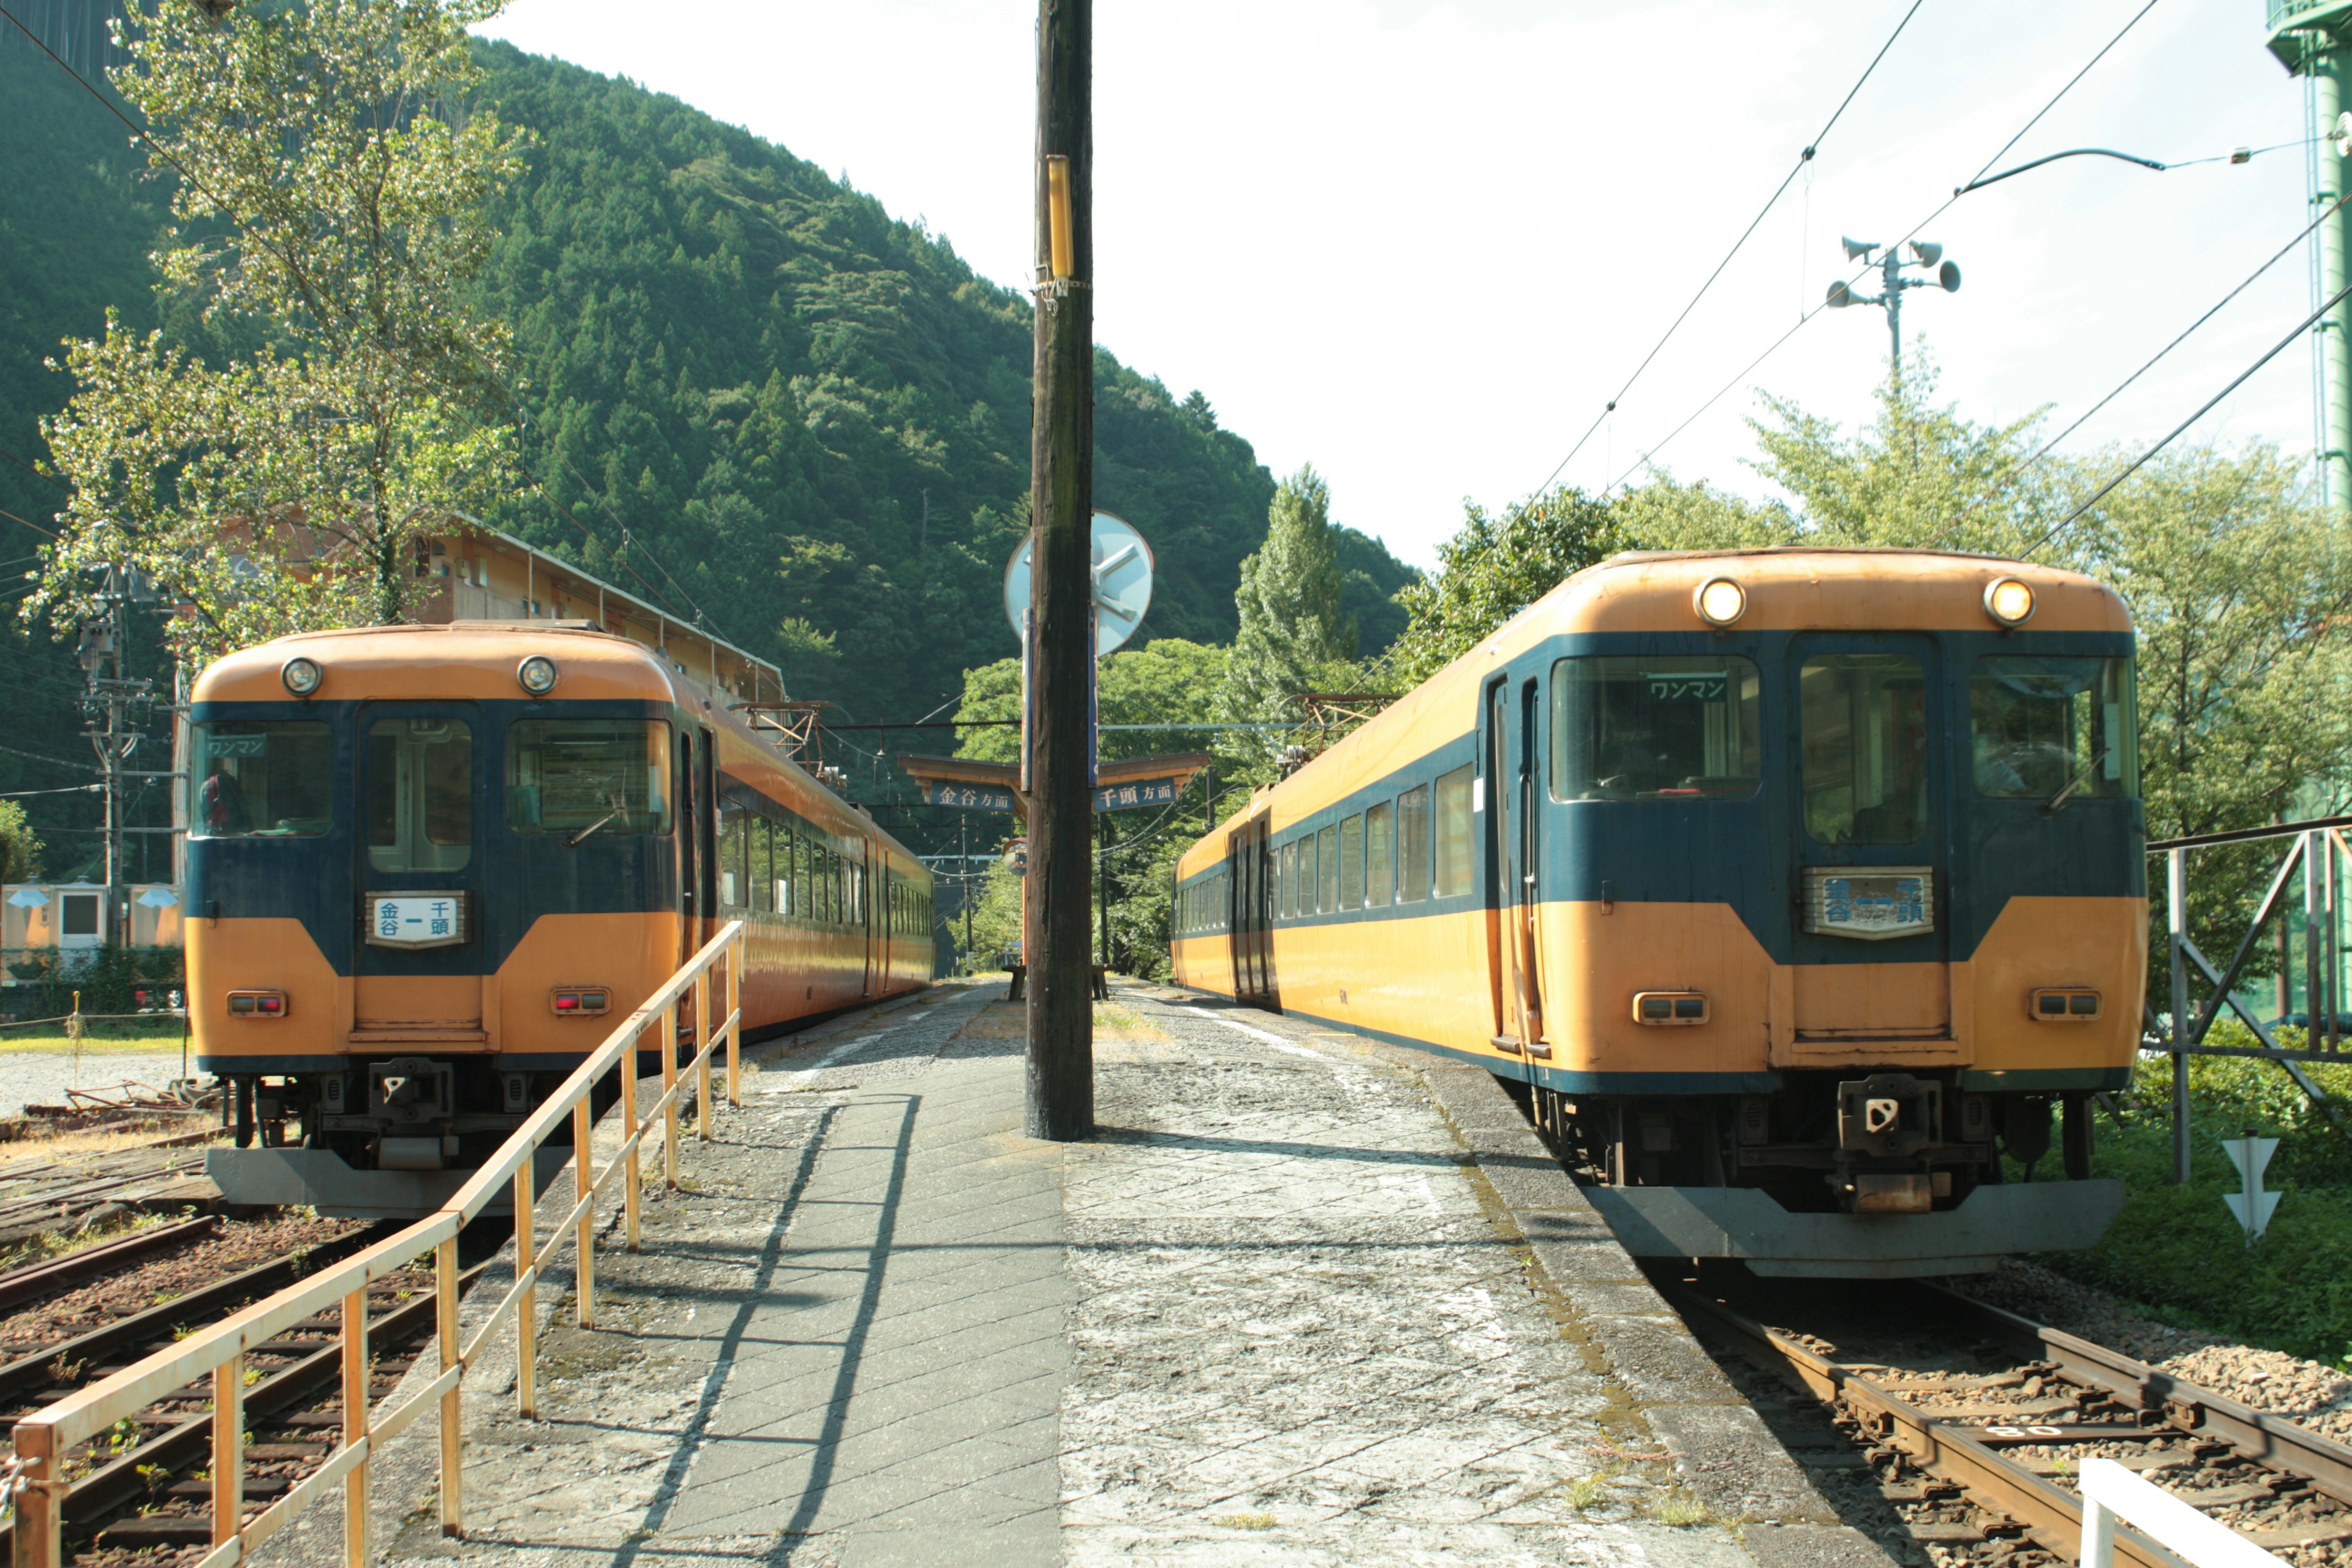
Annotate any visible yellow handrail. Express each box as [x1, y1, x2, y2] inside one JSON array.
[[5, 921, 747, 1568]]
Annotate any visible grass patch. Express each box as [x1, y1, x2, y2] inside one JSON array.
[[0, 1209, 173, 1273], [0, 1022, 187, 1056], [1214, 1512, 1276, 1531], [0, 1123, 214, 1167], [1648, 1491, 1709, 1526], [2045, 1028, 2352, 1363]]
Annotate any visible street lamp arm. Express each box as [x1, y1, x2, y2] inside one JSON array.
[[1956, 146, 2169, 197]]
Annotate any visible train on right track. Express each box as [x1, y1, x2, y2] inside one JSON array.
[[1173, 547, 2143, 1278]]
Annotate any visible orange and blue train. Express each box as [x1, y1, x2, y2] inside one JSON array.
[[1173, 548, 2142, 1276], [187, 621, 935, 1216]]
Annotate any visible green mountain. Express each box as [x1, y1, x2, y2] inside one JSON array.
[[0, 21, 1417, 858]]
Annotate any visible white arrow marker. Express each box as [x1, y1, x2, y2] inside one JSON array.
[[2221, 1133, 2282, 1245]]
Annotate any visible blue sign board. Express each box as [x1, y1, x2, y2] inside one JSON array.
[[1093, 777, 1181, 812], [929, 782, 1017, 812]]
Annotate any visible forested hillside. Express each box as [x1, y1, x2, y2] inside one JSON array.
[[0, 18, 1417, 786]]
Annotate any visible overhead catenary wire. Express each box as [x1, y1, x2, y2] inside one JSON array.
[[1532, 0, 1930, 496], [1923, 190, 2352, 548], [1596, 0, 2165, 494], [2018, 276, 2352, 560]]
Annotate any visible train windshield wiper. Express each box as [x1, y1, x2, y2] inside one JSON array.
[[564, 807, 623, 848], [2042, 750, 2111, 814]]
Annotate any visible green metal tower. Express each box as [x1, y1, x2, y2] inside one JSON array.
[[2267, 0, 2352, 508]]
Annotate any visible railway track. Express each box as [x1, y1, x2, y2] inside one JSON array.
[[1667, 1272, 2352, 1566], [0, 1129, 224, 1248], [0, 1226, 474, 1564]]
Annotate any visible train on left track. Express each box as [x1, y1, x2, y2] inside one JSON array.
[[189, 620, 936, 1217]]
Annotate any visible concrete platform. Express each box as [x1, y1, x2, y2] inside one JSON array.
[[267, 978, 1892, 1567]]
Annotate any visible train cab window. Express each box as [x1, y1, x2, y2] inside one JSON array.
[[190, 722, 333, 837], [1970, 657, 2136, 800], [1316, 824, 1339, 913], [506, 721, 673, 839], [1366, 801, 1394, 907], [1801, 655, 1929, 845], [368, 717, 473, 872], [1396, 784, 1431, 903], [1550, 657, 1762, 801], [1340, 815, 1365, 909], [1433, 765, 1474, 897]]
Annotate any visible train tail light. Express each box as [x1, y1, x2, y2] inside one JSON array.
[[227, 990, 290, 1018], [551, 987, 611, 1016], [2029, 987, 2101, 1020], [1632, 990, 1709, 1025]]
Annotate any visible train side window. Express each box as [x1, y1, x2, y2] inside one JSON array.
[[507, 721, 673, 837], [752, 818, 775, 914], [1340, 815, 1365, 909], [717, 805, 745, 908], [1299, 834, 1317, 916], [1316, 824, 1339, 913], [1969, 656, 2136, 799], [1433, 765, 1474, 897], [1801, 655, 1929, 845], [1396, 784, 1431, 903], [1550, 656, 1762, 801], [368, 717, 472, 873], [191, 722, 333, 838], [1366, 801, 1394, 908]]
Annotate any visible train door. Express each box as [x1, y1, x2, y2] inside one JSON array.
[[1785, 636, 1953, 1053], [1226, 813, 1278, 1009], [1482, 677, 1546, 1055], [676, 727, 718, 959], [860, 840, 877, 998], [353, 702, 484, 1038]]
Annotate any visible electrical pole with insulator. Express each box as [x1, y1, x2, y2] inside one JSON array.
[[1025, 0, 1094, 1140], [2264, 0, 2352, 510]]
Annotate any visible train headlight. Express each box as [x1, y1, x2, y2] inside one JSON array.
[[1983, 577, 2035, 627], [281, 657, 323, 697], [516, 654, 559, 695], [1694, 577, 1746, 627]]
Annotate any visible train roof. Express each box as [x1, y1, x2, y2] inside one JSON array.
[[191, 622, 690, 706]]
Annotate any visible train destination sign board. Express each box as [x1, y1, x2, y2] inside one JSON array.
[[1093, 778, 1180, 811], [929, 782, 1017, 812]]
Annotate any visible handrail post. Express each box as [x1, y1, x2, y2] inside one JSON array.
[[212, 1353, 243, 1550], [695, 968, 712, 1142], [662, 1001, 680, 1188], [573, 1097, 596, 1329], [2169, 846, 2192, 1185], [436, 1236, 462, 1537], [513, 1157, 536, 1420], [622, 1023, 642, 1251], [11, 1425, 59, 1568], [727, 936, 743, 1108], [341, 1286, 369, 1568]]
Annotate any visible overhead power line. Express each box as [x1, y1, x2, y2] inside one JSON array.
[[1595, 0, 2165, 494], [2019, 277, 2352, 559], [1533, 0, 1930, 496]]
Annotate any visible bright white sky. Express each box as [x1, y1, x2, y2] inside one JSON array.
[[478, 0, 2318, 569]]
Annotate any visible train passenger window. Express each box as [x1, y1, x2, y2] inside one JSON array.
[[506, 722, 672, 838], [368, 718, 473, 872], [1300, 834, 1317, 916], [1366, 801, 1394, 907], [752, 820, 775, 914], [1801, 655, 1929, 845], [717, 806, 745, 907], [1276, 841, 1294, 919], [1550, 657, 1762, 801], [1396, 785, 1431, 903], [1340, 815, 1365, 909], [784, 833, 804, 919], [1433, 766, 1474, 897], [1316, 824, 1339, 913], [190, 722, 333, 837], [1969, 657, 2136, 800]]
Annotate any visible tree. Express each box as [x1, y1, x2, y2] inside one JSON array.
[[29, 0, 527, 666], [1383, 487, 1631, 687], [0, 801, 44, 884], [1221, 466, 1357, 748]]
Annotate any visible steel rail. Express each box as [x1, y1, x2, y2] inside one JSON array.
[[0, 1217, 218, 1314], [1668, 1287, 2182, 1568]]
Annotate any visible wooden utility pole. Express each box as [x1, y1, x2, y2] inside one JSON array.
[[1025, 0, 1093, 1140]]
